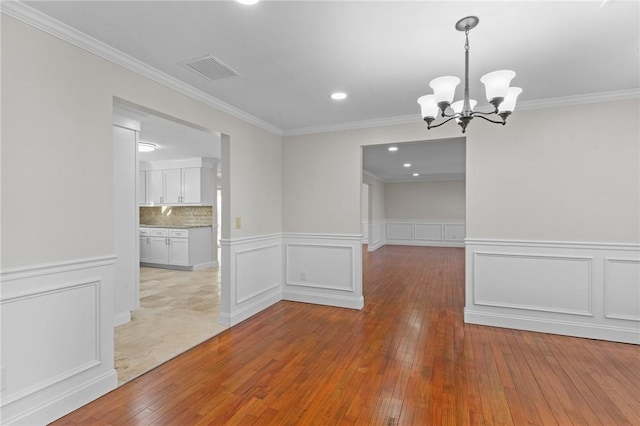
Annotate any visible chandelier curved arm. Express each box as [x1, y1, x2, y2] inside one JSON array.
[[470, 109, 499, 116], [473, 114, 506, 125], [425, 115, 460, 129]]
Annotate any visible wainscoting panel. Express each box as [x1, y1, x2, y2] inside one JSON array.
[[283, 234, 363, 309], [473, 252, 593, 316], [368, 221, 386, 251], [414, 224, 442, 241], [385, 220, 465, 248], [604, 257, 640, 321], [465, 239, 640, 344], [386, 223, 412, 240], [0, 256, 118, 425], [219, 235, 282, 327]]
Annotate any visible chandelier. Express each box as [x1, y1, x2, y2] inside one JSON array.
[[417, 16, 522, 133]]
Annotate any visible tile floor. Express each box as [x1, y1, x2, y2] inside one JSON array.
[[114, 266, 227, 385]]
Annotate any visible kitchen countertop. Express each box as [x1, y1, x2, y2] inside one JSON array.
[[140, 224, 212, 229]]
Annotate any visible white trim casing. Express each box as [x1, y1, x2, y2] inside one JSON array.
[[0, 256, 118, 425], [465, 239, 640, 344], [283, 233, 364, 310]]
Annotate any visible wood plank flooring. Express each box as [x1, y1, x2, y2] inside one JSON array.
[[52, 246, 640, 425]]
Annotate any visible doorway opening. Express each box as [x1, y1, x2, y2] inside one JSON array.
[[361, 137, 467, 257], [112, 100, 228, 385]]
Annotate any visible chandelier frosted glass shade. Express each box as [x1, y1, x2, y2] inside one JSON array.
[[417, 95, 439, 119], [451, 99, 477, 114], [417, 16, 522, 133], [499, 87, 523, 113], [480, 70, 516, 103], [429, 76, 460, 104]]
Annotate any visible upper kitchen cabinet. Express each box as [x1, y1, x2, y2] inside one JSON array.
[[139, 158, 216, 206]]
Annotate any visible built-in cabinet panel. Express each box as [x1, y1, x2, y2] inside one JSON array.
[[146, 170, 163, 204], [163, 168, 182, 204], [139, 158, 216, 206]]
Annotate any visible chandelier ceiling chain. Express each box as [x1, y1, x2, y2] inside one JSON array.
[[417, 16, 523, 133]]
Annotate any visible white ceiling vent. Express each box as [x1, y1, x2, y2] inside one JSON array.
[[182, 55, 241, 81]]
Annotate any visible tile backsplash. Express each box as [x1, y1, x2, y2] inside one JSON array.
[[140, 206, 213, 227]]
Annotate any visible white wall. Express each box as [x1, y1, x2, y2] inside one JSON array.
[[385, 180, 465, 220], [1, 14, 282, 423], [1, 14, 283, 270], [466, 99, 639, 243]]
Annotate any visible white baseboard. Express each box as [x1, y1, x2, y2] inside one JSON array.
[[113, 311, 131, 326], [5, 370, 118, 426], [218, 292, 281, 327], [192, 260, 217, 270], [385, 240, 464, 248], [283, 290, 364, 310], [465, 239, 640, 344], [465, 309, 640, 344]]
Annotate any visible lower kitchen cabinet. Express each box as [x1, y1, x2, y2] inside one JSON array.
[[139, 226, 213, 270]]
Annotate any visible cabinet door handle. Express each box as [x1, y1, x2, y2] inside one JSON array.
[[160, 196, 164, 203], [147, 237, 150, 244]]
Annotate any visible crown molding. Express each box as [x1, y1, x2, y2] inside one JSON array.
[[283, 88, 640, 137], [3, 1, 638, 139], [1, 1, 283, 136], [516, 88, 640, 111], [283, 114, 419, 137]]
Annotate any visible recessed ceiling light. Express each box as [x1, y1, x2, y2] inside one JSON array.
[[236, 0, 260, 5], [413, 173, 420, 177], [138, 142, 157, 152], [403, 163, 412, 168], [330, 92, 348, 100], [388, 146, 398, 152]]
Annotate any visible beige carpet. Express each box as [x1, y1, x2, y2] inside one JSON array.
[[114, 266, 227, 385]]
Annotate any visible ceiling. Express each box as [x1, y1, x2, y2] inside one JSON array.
[[113, 103, 221, 163], [22, 0, 640, 135], [363, 138, 465, 183]]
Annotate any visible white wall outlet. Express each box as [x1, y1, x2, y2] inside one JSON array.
[[300, 270, 307, 281]]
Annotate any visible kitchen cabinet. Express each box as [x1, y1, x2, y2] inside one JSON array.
[[147, 170, 164, 204], [163, 168, 182, 204], [139, 159, 215, 206], [139, 227, 213, 270], [139, 228, 151, 262]]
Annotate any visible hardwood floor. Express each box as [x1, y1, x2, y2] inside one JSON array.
[[52, 246, 640, 425]]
